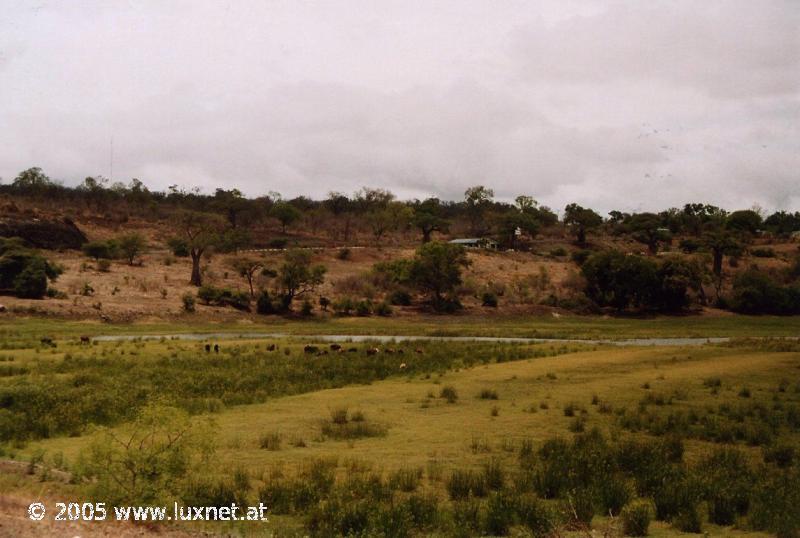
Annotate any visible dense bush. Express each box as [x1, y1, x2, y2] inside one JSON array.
[[729, 269, 800, 315], [197, 286, 251, 311], [621, 500, 652, 536], [581, 251, 702, 312], [0, 238, 62, 299]]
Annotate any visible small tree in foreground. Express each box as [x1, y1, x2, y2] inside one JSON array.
[[76, 404, 214, 505]]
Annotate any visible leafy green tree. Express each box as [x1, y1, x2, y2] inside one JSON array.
[[231, 256, 268, 298], [408, 241, 471, 310], [763, 211, 800, 237], [627, 213, 671, 254], [464, 185, 494, 234], [564, 203, 603, 247], [412, 198, 450, 243], [494, 210, 539, 249], [212, 188, 249, 228], [117, 233, 147, 265], [271, 202, 302, 233], [174, 211, 224, 286], [278, 249, 326, 309], [702, 224, 742, 297], [726, 209, 763, 235], [11, 167, 55, 194]]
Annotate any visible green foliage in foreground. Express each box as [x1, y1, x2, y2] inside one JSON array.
[[77, 413, 798, 537], [0, 340, 578, 442]]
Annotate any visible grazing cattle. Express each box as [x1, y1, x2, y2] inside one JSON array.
[[304, 344, 319, 354], [80, 335, 91, 344], [348, 347, 358, 353], [397, 349, 405, 355], [316, 350, 329, 356], [366, 347, 379, 356], [0, 305, 6, 313], [40, 337, 55, 347], [399, 363, 407, 370], [267, 344, 276, 351], [214, 344, 219, 353], [204, 344, 211, 352], [415, 348, 424, 354], [384, 348, 395, 354], [330, 343, 341, 351]]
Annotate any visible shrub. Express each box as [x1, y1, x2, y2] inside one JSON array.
[[389, 289, 412, 306], [0, 241, 62, 299], [405, 494, 439, 529], [197, 286, 250, 311], [167, 237, 190, 257], [483, 458, 504, 490], [484, 492, 515, 536], [389, 467, 422, 492], [256, 291, 276, 315], [481, 291, 498, 307], [333, 297, 355, 315], [679, 238, 701, 253], [564, 487, 594, 526], [515, 493, 555, 535], [451, 500, 481, 535], [600, 474, 634, 516], [439, 386, 458, 403], [337, 248, 351, 260], [749, 467, 800, 538], [267, 238, 288, 249], [374, 301, 392, 316], [82, 240, 116, 260], [259, 432, 282, 450], [751, 247, 776, 258], [729, 268, 800, 315], [355, 300, 372, 316], [446, 470, 487, 500], [181, 293, 196, 313], [97, 259, 111, 272], [550, 247, 567, 257], [571, 249, 592, 265], [621, 500, 652, 536], [300, 299, 313, 316]]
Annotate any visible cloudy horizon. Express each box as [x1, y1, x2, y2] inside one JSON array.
[[1, 0, 798, 213]]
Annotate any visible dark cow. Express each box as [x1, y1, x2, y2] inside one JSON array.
[[348, 347, 358, 353], [304, 344, 319, 354], [79, 335, 91, 344], [415, 348, 424, 354], [267, 344, 276, 351], [204, 344, 211, 352], [330, 343, 342, 351], [366, 347, 379, 356], [214, 344, 220, 353]]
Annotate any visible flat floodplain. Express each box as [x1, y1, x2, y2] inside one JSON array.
[[0, 318, 798, 536]]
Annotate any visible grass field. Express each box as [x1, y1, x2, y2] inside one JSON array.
[[1, 319, 799, 537], [2, 312, 800, 343]]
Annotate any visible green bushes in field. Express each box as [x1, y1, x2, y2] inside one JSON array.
[[0, 340, 554, 443], [621, 499, 652, 536], [197, 285, 251, 311], [0, 238, 63, 299]]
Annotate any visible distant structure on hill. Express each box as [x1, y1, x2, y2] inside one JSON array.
[[448, 237, 499, 250]]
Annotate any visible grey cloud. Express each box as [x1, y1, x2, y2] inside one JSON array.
[[0, 0, 797, 213]]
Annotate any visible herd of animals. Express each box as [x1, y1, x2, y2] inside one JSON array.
[[38, 336, 419, 369]]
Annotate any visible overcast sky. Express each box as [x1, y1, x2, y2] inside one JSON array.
[[1, 1, 798, 213]]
